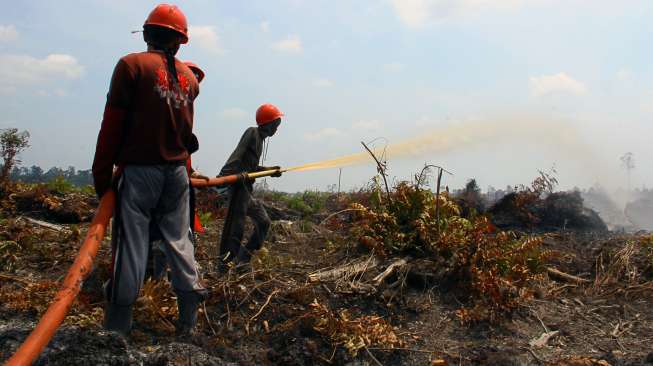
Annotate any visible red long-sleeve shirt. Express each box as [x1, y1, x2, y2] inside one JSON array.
[[92, 51, 199, 197]]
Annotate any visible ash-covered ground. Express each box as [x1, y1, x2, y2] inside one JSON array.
[[1, 181, 652, 366]]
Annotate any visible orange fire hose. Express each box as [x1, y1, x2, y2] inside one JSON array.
[[5, 169, 282, 365], [190, 168, 283, 188], [190, 173, 243, 188], [5, 190, 115, 366]]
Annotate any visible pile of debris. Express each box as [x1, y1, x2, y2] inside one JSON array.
[[488, 190, 607, 232], [6, 183, 96, 224]]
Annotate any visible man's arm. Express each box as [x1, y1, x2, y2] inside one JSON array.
[[218, 128, 256, 176], [91, 59, 135, 197]]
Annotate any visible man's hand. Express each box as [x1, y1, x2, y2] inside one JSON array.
[[191, 171, 210, 181], [270, 166, 282, 178]]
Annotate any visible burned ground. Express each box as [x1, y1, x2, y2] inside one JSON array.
[[1, 183, 652, 366]]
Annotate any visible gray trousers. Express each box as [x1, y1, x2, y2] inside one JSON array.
[[109, 165, 204, 306], [219, 184, 271, 263]]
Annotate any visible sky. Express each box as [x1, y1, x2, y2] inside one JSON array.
[[1, 0, 652, 192]]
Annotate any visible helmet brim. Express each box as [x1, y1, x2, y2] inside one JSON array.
[[143, 22, 189, 44]]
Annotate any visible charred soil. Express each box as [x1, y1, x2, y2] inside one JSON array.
[[1, 185, 652, 366]]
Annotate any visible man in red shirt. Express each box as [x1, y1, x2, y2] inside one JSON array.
[[92, 4, 206, 336], [151, 61, 207, 281]]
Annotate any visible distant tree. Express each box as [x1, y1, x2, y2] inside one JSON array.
[[65, 166, 76, 180], [7, 164, 93, 186], [71, 169, 93, 186], [43, 167, 65, 182], [457, 178, 485, 217], [29, 165, 44, 182], [464, 179, 481, 196], [531, 169, 558, 196], [620, 152, 635, 192], [10, 166, 27, 180], [0, 128, 30, 186]]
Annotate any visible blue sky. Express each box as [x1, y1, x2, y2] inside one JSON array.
[[1, 1, 652, 192]]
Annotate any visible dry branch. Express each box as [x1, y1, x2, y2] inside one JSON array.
[[19, 217, 68, 232], [529, 330, 560, 348], [373, 257, 410, 286], [309, 256, 380, 282], [247, 289, 279, 334], [0, 272, 31, 285], [319, 208, 365, 227], [361, 141, 391, 203], [546, 267, 590, 284]]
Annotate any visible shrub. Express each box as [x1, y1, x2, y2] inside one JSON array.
[[46, 176, 75, 194], [197, 211, 213, 227], [309, 300, 404, 356], [350, 180, 549, 322]]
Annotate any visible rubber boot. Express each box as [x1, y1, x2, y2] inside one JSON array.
[[176, 290, 206, 337], [104, 303, 133, 337], [215, 258, 230, 274], [236, 246, 252, 264], [235, 246, 253, 273]]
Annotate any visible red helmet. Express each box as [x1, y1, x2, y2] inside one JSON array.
[[256, 104, 284, 125], [144, 4, 189, 44], [184, 61, 204, 83]]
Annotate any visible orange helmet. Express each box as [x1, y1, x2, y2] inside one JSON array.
[[144, 4, 189, 44], [256, 104, 284, 125], [184, 61, 204, 83]]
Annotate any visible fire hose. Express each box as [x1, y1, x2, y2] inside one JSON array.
[[5, 168, 283, 366]]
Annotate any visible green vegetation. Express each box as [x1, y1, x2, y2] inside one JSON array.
[[197, 211, 213, 227], [350, 180, 550, 322], [0, 128, 30, 189], [260, 189, 332, 217], [46, 176, 76, 194], [640, 235, 653, 265]]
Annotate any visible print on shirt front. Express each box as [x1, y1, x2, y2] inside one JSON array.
[[154, 63, 192, 109]]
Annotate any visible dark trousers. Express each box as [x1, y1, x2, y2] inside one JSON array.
[[108, 165, 204, 306], [147, 186, 197, 281], [218, 184, 271, 263]]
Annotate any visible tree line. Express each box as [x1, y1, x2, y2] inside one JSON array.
[[9, 165, 93, 187], [0, 128, 91, 188]]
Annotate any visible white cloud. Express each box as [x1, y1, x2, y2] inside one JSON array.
[[383, 62, 405, 72], [305, 120, 383, 142], [189, 25, 223, 54], [391, 0, 435, 27], [0, 86, 16, 95], [220, 108, 249, 121], [0, 54, 84, 87], [352, 120, 383, 132], [36, 88, 68, 97], [260, 21, 270, 33], [271, 35, 302, 53], [0, 25, 18, 42], [313, 78, 333, 87], [616, 68, 632, 82], [529, 72, 587, 97], [304, 127, 343, 141], [391, 0, 522, 27]]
